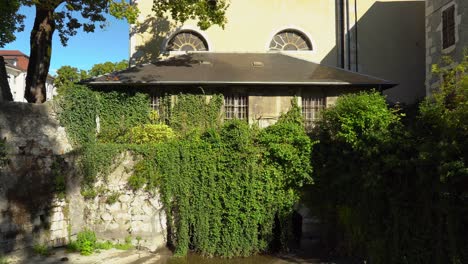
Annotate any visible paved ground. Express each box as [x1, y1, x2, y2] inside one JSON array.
[[3, 247, 336, 264]]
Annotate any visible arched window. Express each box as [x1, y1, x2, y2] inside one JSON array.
[[269, 30, 312, 51], [167, 31, 209, 52]]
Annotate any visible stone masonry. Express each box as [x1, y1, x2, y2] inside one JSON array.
[[0, 102, 167, 253], [425, 0, 467, 95]]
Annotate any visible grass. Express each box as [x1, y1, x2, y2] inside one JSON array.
[[33, 244, 51, 256]]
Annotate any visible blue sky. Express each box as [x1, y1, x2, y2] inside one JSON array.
[[4, 5, 130, 75]]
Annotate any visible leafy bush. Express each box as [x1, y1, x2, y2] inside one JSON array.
[[73, 229, 97, 255], [126, 123, 175, 144], [311, 57, 468, 264]]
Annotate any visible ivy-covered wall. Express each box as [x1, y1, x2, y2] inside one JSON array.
[[57, 85, 313, 257]]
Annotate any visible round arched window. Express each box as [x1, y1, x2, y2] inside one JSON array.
[[269, 30, 312, 51], [167, 31, 209, 52]]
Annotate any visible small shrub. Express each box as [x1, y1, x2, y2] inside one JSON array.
[[126, 123, 175, 144], [95, 241, 113, 250], [114, 236, 133, 250], [33, 244, 50, 256], [106, 191, 120, 204], [74, 229, 97, 255]]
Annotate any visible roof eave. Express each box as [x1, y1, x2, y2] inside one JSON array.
[[84, 81, 396, 89]]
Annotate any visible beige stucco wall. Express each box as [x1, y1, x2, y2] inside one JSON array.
[[130, 0, 336, 65], [336, 0, 426, 104]]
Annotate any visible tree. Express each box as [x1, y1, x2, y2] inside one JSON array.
[[0, 1, 24, 47], [5, 0, 227, 103], [55, 60, 128, 95], [88, 60, 128, 77], [54, 65, 81, 95]]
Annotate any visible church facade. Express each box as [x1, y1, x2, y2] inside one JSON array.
[[129, 0, 426, 104], [87, 0, 425, 128]]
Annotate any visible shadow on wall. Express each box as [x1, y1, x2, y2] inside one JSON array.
[[321, 0, 426, 105], [0, 102, 78, 255], [130, 16, 178, 65]]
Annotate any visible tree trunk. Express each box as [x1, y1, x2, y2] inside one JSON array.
[[0, 56, 13, 102], [25, 7, 56, 103]]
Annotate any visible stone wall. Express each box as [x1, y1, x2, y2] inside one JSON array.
[[73, 152, 167, 251], [425, 0, 467, 94], [0, 102, 167, 253]]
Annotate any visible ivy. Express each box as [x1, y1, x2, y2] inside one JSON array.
[[169, 94, 223, 136], [58, 85, 313, 257], [156, 117, 312, 256]]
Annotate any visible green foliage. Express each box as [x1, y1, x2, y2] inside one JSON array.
[[0, 255, 8, 264], [152, 0, 228, 30], [95, 241, 113, 250], [169, 94, 223, 136], [58, 85, 99, 145], [128, 158, 159, 190], [318, 90, 401, 150], [80, 143, 124, 196], [97, 91, 150, 143], [72, 229, 97, 256], [52, 159, 66, 199], [88, 60, 128, 77], [106, 191, 120, 205], [126, 123, 175, 144], [0, 1, 24, 47], [156, 113, 312, 257], [59, 87, 312, 257], [54, 66, 82, 96], [58, 85, 150, 192], [311, 68, 468, 264], [114, 236, 134, 250], [33, 244, 51, 256]]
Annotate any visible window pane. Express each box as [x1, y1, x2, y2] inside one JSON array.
[[224, 95, 248, 121], [302, 96, 325, 130]]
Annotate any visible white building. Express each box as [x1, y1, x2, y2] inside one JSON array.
[[1, 50, 55, 102]]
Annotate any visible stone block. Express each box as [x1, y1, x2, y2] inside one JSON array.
[[119, 194, 131, 203], [51, 212, 64, 222], [50, 221, 64, 232], [101, 212, 113, 222], [115, 212, 131, 221], [142, 203, 154, 215], [105, 202, 121, 212]]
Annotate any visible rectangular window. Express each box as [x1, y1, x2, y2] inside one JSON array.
[[224, 95, 248, 121], [302, 96, 325, 130], [442, 5, 456, 49], [149, 93, 170, 122], [150, 94, 160, 111]]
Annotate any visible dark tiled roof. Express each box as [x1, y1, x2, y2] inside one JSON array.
[[85, 53, 396, 89]]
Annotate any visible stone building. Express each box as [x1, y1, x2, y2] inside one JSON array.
[[425, 0, 467, 95], [129, 0, 425, 103], [88, 0, 426, 126]]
